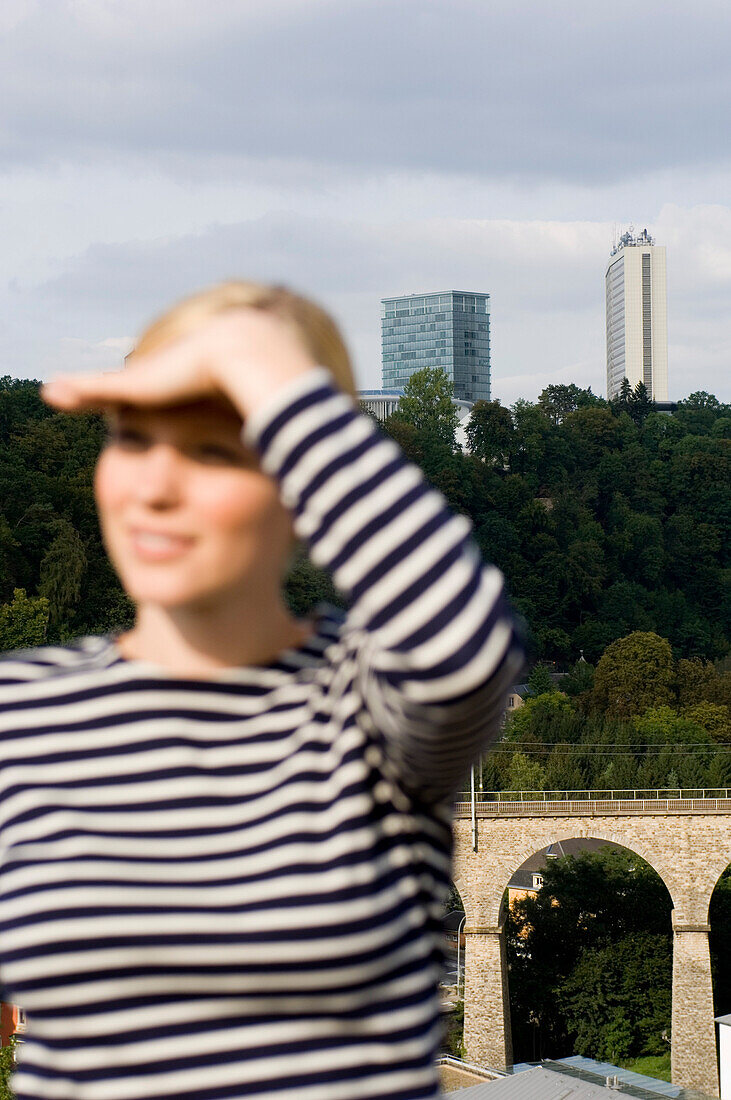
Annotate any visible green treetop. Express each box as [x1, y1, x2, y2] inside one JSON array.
[[592, 631, 675, 718], [390, 367, 458, 449]]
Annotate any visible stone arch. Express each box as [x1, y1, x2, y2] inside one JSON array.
[[483, 825, 679, 927], [710, 856, 731, 908], [708, 856, 731, 1019], [502, 833, 674, 1065], [702, 847, 731, 924], [451, 874, 467, 911]]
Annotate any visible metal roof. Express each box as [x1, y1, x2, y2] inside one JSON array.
[[444, 1066, 624, 1100], [444, 1060, 714, 1100], [358, 389, 404, 396], [554, 1057, 680, 1098]]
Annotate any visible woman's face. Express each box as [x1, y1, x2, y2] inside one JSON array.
[[94, 400, 293, 611]]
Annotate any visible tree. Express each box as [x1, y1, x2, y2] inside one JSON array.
[[38, 519, 87, 630], [545, 750, 586, 793], [390, 367, 458, 448], [527, 663, 553, 696], [506, 847, 672, 1061], [0, 370, 728, 676], [675, 391, 724, 436], [508, 400, 557, 485], [562, 657, 595, 698], [680, 702, 731, 743], [465, 400, 514, 465], [502, 692, 571, 747], [0, 1037, 16, 1100], [0, 588, 49, 651], [683, 391, 721, 410], [634, 704, 712, 745], [535, 627, 572, 663], [612, 377, 634, 417], [629, 381, 654, 427], [675, 657, 720, 707], [474, 513, 521, 576], [559, 934, 672, 1060], [592, 632, 675, 718], [505, 752, 546, 796], [445, 882, 465, 914], [538, 384, 602, 424], [563, 405, 624, 474], [0, 514, 20, 596], [443, 999, 465, 1059]]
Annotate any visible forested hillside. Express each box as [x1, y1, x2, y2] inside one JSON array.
[[487, 640, 731, 794], [0, 377, 132, 647], [0, 372, 728, 666], [384, 373, 729, 664]]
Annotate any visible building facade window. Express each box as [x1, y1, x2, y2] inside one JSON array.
[[381, 290, 491, 403]]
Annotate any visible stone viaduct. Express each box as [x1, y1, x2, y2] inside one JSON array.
[[452, 795, 731, 1098]]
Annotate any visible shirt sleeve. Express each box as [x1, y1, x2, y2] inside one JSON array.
[[244, 368, 525, 802]]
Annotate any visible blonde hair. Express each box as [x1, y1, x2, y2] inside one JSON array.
[[128, 280, 357, 398]]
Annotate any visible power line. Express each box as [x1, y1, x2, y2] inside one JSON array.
[[488, 746, 729, 757], [488, 749, 728, 757], [499, 740, 725, 748]]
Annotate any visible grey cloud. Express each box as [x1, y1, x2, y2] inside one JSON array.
[[8, 204, 729, 405], [32, 213, 606, 328], [1, 210, 612, 393], [0, 203, 716, 404], [2, 0, 730, 184]]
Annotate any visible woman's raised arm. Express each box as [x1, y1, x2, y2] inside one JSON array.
[[245, 368, 525, 804]]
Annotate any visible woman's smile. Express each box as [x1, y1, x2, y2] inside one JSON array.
[[128, 527, 197, 562]]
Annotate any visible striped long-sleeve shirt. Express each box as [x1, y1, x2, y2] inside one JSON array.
[[0, 370, 524, 1100]]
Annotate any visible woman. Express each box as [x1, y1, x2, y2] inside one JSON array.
[[1, 282, 523, 1100]]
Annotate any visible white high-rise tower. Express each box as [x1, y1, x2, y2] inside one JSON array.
[[606, 228, 668, 401]]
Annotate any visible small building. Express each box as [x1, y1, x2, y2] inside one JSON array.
[[358, 389, 406, 421], [504, 673, 568, 717], [359, 387, 474, 451], [505, 684, 529, 713], [359, 387, 473, 426], [1, 1002, 26, 1046]]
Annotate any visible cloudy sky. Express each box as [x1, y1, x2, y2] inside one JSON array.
[[2, 0, 730, 403]]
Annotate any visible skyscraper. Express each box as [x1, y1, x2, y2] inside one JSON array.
[[605, 228, 668, 401], [381, 291, 491, 403]]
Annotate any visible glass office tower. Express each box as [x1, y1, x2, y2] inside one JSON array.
[[381, 291, 491, 403]]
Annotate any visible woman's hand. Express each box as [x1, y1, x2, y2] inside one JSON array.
[[41, 309, 318, 422]]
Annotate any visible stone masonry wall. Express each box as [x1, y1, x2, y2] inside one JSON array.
[[452, 809, 731, 1096], [462, 928, 512, 1070]]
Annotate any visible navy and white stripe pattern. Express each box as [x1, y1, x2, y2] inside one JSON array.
[[0, 370, 523, 1100]]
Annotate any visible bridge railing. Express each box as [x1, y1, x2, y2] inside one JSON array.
[[455, 787, 731, 802], [453, 789, 731, 815]]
